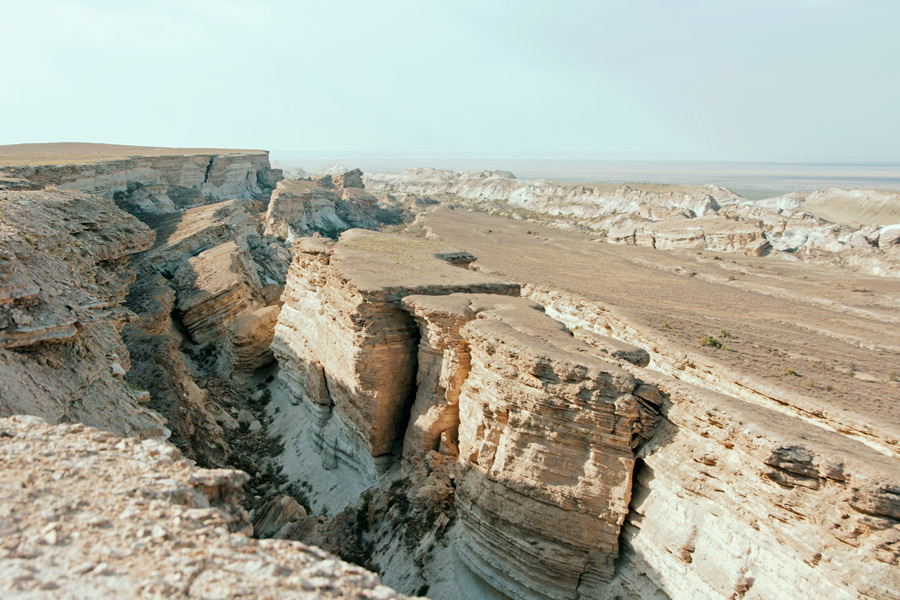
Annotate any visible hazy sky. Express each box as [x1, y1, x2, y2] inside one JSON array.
[[2, 0, 897, 161]]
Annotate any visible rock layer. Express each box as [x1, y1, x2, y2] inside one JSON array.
[[272, 231, 519, 478], [1, 146, 281, 214], [0, 188, 165, 438]]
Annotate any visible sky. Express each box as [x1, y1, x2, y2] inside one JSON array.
[[1, 0, 898, 162]]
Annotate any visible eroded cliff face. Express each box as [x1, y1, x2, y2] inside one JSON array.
[[269, 231, 668, 599], [264, 178, 407, 240], [0, 188, 165, 438], [271, 232, 519, 483], [270, 228, 899, 600], [3, 151, 282, 214]]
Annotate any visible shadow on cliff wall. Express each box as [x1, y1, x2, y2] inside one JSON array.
[[609, 416, 679, 599]]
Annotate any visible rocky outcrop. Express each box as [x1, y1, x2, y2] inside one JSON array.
[[606, 370, 900, 600], [272, 226, 899, 600], [401, 293, 659, 599], [0, 188, 165, 438], [0, 415, 410, 600], [264, 179, 404, 240], [272, 231, 519, 481], [334, 168, 365, 190], [1, 145, 282, 214], [521, 283, 900, 458]]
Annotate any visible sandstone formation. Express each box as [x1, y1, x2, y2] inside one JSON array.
[[271, 222, 899, 599], [606, 369, 900, 600], [0, 415, 410, 600], [403, 293, 659, 599], [3, 143, 898, 600]]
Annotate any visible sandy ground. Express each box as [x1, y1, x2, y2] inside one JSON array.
[[0, 142, 265, 166], [420, 206, 900, 440]]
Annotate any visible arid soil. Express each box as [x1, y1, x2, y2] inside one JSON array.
[[420, 206, 900, 444]]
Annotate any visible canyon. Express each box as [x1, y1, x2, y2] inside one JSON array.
[[1, 143, 898, 600]]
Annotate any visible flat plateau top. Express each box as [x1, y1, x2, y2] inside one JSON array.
[[325, 229, 519, 296], [0, 142, 266, 166], [422, 206, 900, 444]]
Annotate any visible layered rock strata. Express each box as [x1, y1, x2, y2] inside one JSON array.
[[273, 225, 899, 600], [271, 230, 519, 479], [521, 283, 900, 458], [605, 370, 900, 600], [1, 144, 282, 214], [401, 293, 659, 599], [264, 178, 402, 240], [0, 415, 409, 600], [0, 188, 165, 438], [365, 168, 900, 275]]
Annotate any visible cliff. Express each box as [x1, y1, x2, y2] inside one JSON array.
[[0, 142, 282, 214], [0, 187, 165, 438], [269, 227, 900, 600]]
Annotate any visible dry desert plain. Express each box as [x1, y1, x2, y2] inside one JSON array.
[[419, 205, 900, 456]]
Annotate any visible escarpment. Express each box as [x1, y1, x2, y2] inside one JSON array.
[[0, 187, 165, 438], [271, 227, 899, 600], [270, 231, 665, 598], [2, 143, 897, 600], [365, 168, 900, 276], [1, 143, 282, 214], [271, 231, 520, 481]]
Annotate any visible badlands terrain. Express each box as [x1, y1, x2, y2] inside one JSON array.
[[0, 143, 898, 600]]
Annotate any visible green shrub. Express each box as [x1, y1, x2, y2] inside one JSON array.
[[699, 335, 724, 350]]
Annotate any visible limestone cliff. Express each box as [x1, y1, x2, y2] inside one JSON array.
[[271, 231, 519, 481], [0, 188, 165, 438], [270, 228, 900, 600], [264, 178, 406, 240], [1, 144, 282, 214]]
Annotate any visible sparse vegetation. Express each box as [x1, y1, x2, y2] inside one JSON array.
[[152, 352, 165, 365], [699, 335, 725, 350], [356, 490, 373, 532], [782, 368, 800, 377], [890, 371, 898, 382], [663, 319, 672, 330], [719, 328, 731, 339]]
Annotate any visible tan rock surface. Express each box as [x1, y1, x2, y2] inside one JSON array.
[[272, 230, 519, 478], [0, 189, 164, 438], [398, 292, 659, 599], [264, 179, 383, 239], [0, 415, 410, 600], [606, 368, 900, 600], [420, 207, 900, 456]]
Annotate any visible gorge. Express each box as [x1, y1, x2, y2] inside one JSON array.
[[1, 144, 898, 600]]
